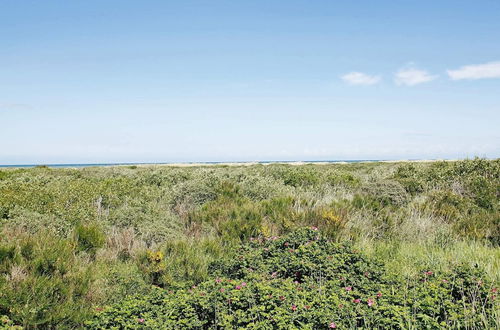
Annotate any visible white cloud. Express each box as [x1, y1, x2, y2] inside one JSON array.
[[394, 67, 438, 86], [341, 72, 381, 85], [447, 61, 500, 80]]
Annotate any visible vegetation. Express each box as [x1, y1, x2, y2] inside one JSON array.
[[0, 159, 498, 328]]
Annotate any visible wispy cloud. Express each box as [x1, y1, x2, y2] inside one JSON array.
[[447, 61, 500, 80], [341, 72, 381, 85], [0, 103, 33, 112], [394, 67, 438, 86]]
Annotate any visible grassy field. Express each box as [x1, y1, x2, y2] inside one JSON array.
[[0, 159, 498, 328]]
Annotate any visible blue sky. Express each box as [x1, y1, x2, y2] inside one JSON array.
[[1, 0, 499, 164]]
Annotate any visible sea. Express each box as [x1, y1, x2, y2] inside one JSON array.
[[0, 160, 388, 168]]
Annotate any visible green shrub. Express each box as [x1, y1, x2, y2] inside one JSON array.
[[74, 223, 106, 255], [88, 229, 498, 329], [0, 231, 97, 328]]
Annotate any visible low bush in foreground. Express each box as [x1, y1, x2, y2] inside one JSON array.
[[87, 229, 498, 329]]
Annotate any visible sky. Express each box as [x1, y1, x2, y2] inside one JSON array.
[[1, 0, 500, 164]]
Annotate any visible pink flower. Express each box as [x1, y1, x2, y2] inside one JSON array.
[[138, 318, 145, 323], [424, 271, 433, 276], [241, 282, 247, 287], [284, 242, 289, 247], [291, 304, 297, 311], [235, 285, 242, 290], [311, 226, 318, 231], [95, 307, 103, 312], [329, 322, 337, 328], [367, 298, 374, 307], [344, 286, 352, 291], [442, 279, 448, 283], [279, 296, 285, 301], [271, 272, 277, 278], [492, 288, 498, 293], [220, 288, 225, 293], [376, 292, 382, 298], [353, 298, 361, 303], [215, 278, 222, 283]]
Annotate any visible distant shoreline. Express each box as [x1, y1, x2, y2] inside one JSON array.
[[0, 159, 465, 169]]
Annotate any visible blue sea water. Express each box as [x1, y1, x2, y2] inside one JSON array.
[[0, 160, 387, 168]]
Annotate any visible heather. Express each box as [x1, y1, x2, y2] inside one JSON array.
[[0, 159, 499, 328]]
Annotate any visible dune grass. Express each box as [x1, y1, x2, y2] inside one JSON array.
[[0, 159, 498, 328]]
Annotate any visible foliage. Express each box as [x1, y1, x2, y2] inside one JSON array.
[[88, 229, 498, 329], [0, 159, 498, 327]]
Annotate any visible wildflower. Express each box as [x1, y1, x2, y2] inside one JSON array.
[[271, 272, 277, 278], [329, 322, 337, 328], [279, 296, 285, 301], [311, 226, 318, 231], [367, 298, 374, 307], [424, 271, 433, 276], [138, 318, 145, 323], [353, 298, 361, 303], [376, 292, 382, 298], [304, 305, 311, 310], [492, 288, 498, 293], [95, 307, 103, 312], [215, 278, 222, 283], [291, 304, 297, 311], [235, 285, 242, 290], [284, 242, 289, 247], [241, 282, 247, 287], [220, 288, 225, 293], [344, 286, 352, 291], [442, 279, 448, 283], [192, 285, 197, 289], [289, 248, 295, 253]]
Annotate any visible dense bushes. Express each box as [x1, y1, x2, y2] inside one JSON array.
[[0, 229, 97, 328], [0, 159, 498, 328], [87, 229, 498, 329]]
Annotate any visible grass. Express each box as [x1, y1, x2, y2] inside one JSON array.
[[0, 159, 498, 328]]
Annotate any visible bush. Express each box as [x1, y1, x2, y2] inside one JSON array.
[[87, 229, 499, 329], [74, 223, 106, 256], [0, 230, 97, 328]]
